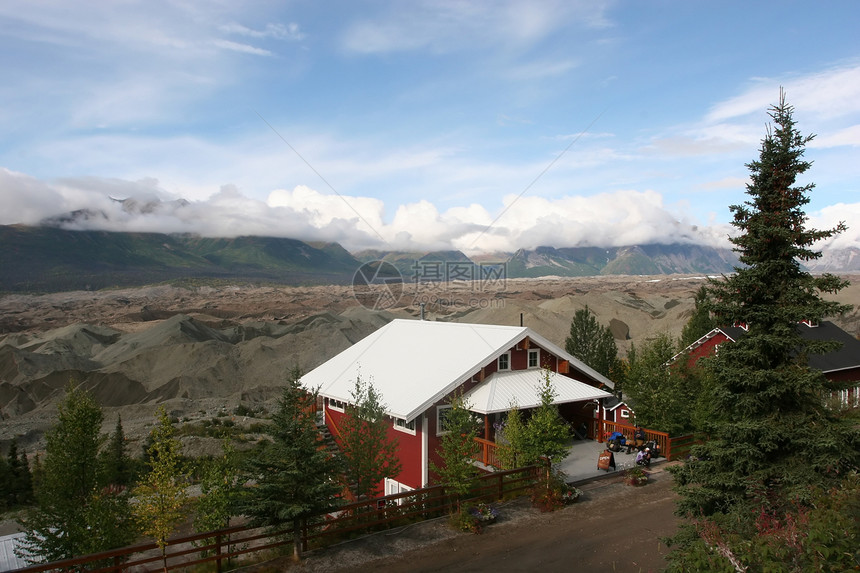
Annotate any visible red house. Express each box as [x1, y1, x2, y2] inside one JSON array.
[[601, 396, 635, 428], [675, 320, 860, 408], [300, 319, 614, 497]]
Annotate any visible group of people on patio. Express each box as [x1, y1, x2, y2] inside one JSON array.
[[603, 425, 653, 468]]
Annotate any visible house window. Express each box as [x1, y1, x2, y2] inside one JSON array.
[[437, 405, 452, 435], [384, 478, 415, 506], [393, 417, 416, 435], [498, 352, 511, 371], [528, 349, 539, 369], [329, 398, 346, 413], [620, 410, 630, 419]]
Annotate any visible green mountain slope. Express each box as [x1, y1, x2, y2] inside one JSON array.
[[0, 226, 361, 292], [1, 224, 742, 293]]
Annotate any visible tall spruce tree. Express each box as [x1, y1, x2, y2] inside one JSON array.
[[339, 374, 401, 500], [100, 415, 133, 487], [4, 440, 34, 508], [238, 367, 342, 561], [669, 93, 859, 567], [564, 306, 620, 379], [17, 385, 135, 564]]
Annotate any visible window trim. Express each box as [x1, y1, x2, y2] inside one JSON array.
[[528, 348, 539, 369], [393, 416, 416, 435], [328, 398, 346, 413], [436, 404, 452, 436], [620, 409, 630, 419], [498, 351, 511, 371]]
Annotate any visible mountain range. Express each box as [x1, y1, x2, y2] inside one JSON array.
[[2, 224, 857, 293]]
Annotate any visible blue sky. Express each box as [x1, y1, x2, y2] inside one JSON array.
[[1, 1, 858, 253]]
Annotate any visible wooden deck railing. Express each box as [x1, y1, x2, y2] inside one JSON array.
[[599, 419, 698, 461], [13, 466, 542, 573], [473, 437, 500, 468]]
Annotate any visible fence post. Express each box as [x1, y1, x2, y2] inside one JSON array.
[[215, 533, 222, 573], [302, 518, 308, 553]]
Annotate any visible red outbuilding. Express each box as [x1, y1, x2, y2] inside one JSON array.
[[674, 320, 860, 408]]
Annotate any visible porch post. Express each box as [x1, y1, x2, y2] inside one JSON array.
[[484, 414, 490, 439], [597, 400, 604, 443]]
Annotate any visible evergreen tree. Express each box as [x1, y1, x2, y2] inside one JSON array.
[[521, 369, 570, 483], [100, 415, 133, 487], [194, 438, 242, 561], [624, 334, 704, 436], [564, 306, 621, 380], [0, 451, 8, 511], [13, 449, 34, 507], [679, 285, 717, 348], [17, 385, 135, 564], [339, 374, 401, 500], [238, 367, 342, 561], [430, 392, 480, 506], [3, 440, 34, 508], [669, 93, 859, 568]]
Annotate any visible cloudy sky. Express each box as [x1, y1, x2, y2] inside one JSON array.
[[1, 1, 858, 254]]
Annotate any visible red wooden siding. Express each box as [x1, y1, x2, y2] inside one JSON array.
[[323, 401, 421, 491]]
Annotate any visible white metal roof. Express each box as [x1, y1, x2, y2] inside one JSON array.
[[301, 318, 614, 422], [0, 533, 27, 573], [463, 369, 612, 414]]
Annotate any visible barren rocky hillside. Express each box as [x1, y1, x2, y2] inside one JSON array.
[[2, 274, 858, 454]]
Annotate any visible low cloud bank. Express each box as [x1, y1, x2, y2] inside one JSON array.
[[3, 167, 856, 254]]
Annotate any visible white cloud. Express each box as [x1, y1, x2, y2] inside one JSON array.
[[705, 62, 860, 123], [219, 22, 305, 41], [697, 177, 749, 191], [811, 124, 860, 148], [267, 185, 388, 241], [341, 0, 610, 54], [809, 203, 860, 249], [4, 169, 859, 254], [212, 39, 272, 57], [643, 136, 747, 157], [0, 169, 739, 252]]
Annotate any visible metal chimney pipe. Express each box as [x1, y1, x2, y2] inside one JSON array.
[[520, 312, 523, 327], [420, 302, 425, 320]]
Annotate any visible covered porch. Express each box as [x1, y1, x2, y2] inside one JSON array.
[[462, 369, 613, 473], [473, 433, 671, 483]]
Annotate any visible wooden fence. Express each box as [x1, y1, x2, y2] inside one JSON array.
[[14, 465, 541, 573]]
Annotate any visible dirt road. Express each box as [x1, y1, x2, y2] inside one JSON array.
[[286, 466, 681, 573]]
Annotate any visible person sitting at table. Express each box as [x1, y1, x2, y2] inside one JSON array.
[[634, 426, 646, 450]]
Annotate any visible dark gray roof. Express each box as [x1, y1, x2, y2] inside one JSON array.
[[693, 321, 860, 374], [799, 321, 860, 373]]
